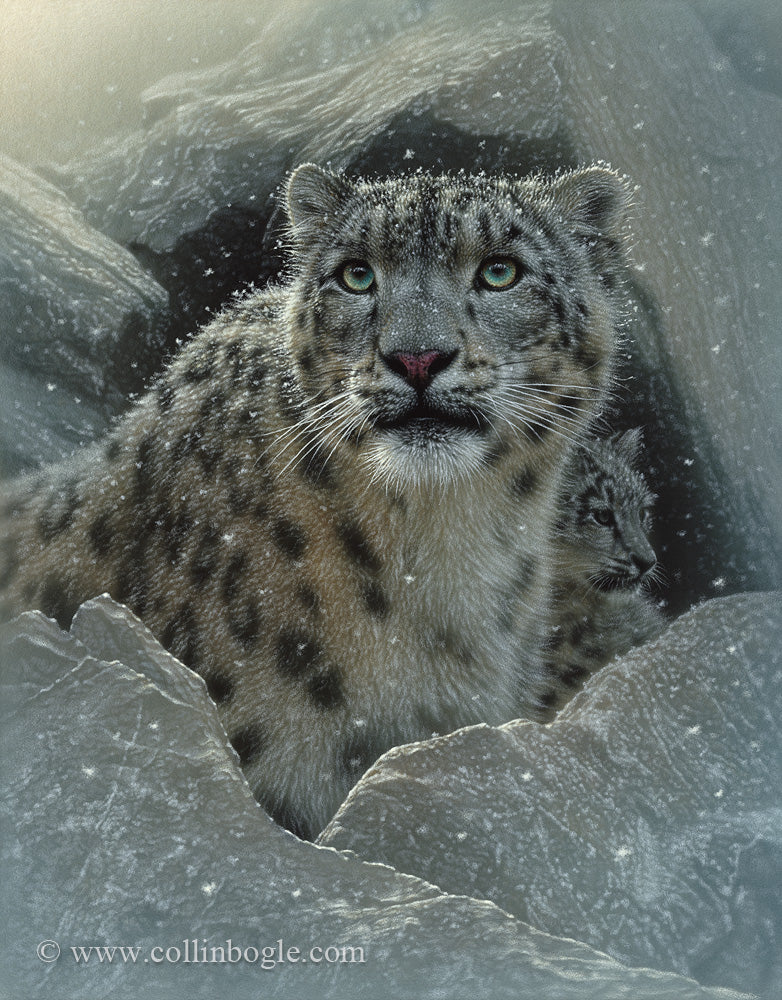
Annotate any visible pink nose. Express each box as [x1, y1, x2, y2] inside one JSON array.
[[383, 350, 455, 390]]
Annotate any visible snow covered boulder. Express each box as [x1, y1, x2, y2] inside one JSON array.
[[0, 155, 169, 474], [320, 592, 782, 997], [0, 594, 751, 1000]]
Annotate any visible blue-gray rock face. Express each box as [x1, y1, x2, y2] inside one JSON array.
[[320, 593, 782, 997], [0, 0, 779, 604], [0, 595, 751, 1000], [0, 156, 169, 475], [55, 0, 782, 606]]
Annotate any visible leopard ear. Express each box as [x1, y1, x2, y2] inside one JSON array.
[[547, 165, 631, 275], [285, 163, 351, 236], [548, 165, 630, 238]]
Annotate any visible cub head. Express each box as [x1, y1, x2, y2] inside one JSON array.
[[281, 163, 629, 492], [559, 429, 657, 590]]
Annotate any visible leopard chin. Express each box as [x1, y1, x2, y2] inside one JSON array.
[[360, 426, 491, 491]]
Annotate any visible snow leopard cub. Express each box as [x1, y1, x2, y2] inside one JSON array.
[[541, 429, 666, 712]]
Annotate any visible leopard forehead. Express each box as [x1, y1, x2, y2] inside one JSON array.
[[284, 165, 628, 329], [293, 172, 574, 273]]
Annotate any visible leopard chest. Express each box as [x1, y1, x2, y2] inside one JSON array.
[[261, 477, 553, 734]]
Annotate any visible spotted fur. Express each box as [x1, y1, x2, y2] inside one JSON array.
[[0, 164, 629, 838], [541, 429, 666, 713]]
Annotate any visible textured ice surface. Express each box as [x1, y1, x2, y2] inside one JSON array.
[[0, 155, 169, 474], [0, 595, 751, 1000], [321, 593, 782, 997]]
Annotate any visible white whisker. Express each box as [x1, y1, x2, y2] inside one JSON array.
[[491, 388, 593, 452], [262, 388, 360, 475]]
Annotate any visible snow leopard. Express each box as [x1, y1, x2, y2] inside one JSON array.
[[540, 428, 666, 713], [0, 162, 629, 838]]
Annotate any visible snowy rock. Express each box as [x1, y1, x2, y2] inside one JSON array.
[[320, 592, 782, 998], [0, 155, 169, 474], [0, 595, 750, 1000]]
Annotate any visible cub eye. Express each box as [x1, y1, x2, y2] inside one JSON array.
[[340, 261, 375, 293], [477, 257, 518, 291], [591, 508, 614, 527]]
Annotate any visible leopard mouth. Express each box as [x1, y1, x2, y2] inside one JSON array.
[[374, 403, 490, 437]]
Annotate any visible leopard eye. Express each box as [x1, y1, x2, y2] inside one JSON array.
[[340, 261, 375, 293], [477, 257, 518, 290], [592, 508, 614, 527]]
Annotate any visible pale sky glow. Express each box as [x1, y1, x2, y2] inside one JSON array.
[[0, 1, 295, 163]]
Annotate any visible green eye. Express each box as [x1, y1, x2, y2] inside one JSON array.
[[478, 257, 518, 290], [340, 261, 375, 293], [592, 508, 614, 527]]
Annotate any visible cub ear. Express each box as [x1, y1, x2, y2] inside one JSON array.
[[285, 163, 350, 235], [548, 165, 630, 238], [612, 427, 644, 462]]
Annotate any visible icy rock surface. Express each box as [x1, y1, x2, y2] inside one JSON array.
[[0, 155, 169, 475], [320, 593, 782, 997], [0, 595, 750, 1000]]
